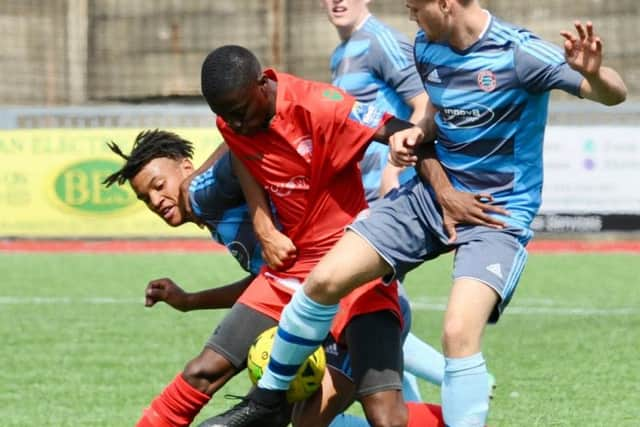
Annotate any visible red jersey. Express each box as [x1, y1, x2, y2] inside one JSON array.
[[218, 69, 392, 276]]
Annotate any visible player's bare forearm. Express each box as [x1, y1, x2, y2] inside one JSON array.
[[183, 274, 254, 310], [415, 143, 454, 197], [581, 66, 627, 106], [230, 153, 277, 239]]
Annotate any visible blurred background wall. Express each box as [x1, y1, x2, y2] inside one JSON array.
[[1, 0, 638, 106], [0, 0, 638, 237]]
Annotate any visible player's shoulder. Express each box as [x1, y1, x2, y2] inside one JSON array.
[[489, 17, 554, 52], [278, 71, 354, 115], [362, 15, 411, 47]]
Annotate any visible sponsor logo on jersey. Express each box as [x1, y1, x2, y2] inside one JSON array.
[[441, 102, 495, 129], [477, 70, 497, 92], [268, 175, 310, 197], [51, 159, 137, 215]]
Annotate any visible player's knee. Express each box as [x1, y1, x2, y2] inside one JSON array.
[[441, 318, 478, 356], [361, 394, 408, 427], [182, 349, 235, 393], [306, 264, 344, 301]]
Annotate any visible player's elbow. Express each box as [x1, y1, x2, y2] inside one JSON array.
[[604, 89, 627, 106]]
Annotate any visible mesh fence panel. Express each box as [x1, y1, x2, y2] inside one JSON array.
[[1, 0, 638, 108]]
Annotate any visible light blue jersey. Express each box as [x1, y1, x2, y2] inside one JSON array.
[[414, 14, 583, 229], [189, 152, 264, 275], [330, 14, 422, 203]]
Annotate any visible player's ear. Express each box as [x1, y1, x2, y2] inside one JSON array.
[[439, 0, 450, 14], [180, 158, 194, 174]]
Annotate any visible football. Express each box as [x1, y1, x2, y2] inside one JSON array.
[[247, 326, 326, 402]]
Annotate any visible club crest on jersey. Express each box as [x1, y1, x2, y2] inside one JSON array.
[[477, 70, 497, 92]]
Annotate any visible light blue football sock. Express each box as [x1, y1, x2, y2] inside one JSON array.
[[441, 352, 490, 427], [329, 414, 371, 427], [403, 331, 446, 386], [258, 287, 338, 390], [402, 371, 422, 403]]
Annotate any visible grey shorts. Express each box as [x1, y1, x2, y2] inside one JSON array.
[[205, 303, 278, 369], [348, 176, 530, 322], [324, 310, 404, 398]]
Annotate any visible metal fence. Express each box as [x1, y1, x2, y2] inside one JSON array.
[[1, 0, 638, 105]]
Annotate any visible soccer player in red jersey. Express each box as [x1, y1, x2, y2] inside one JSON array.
[[197, 45, 499, 427]]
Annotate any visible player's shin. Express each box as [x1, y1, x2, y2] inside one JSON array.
[[258, 287, 338, 391]]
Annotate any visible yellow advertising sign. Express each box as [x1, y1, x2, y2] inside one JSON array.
[[0, 128, 222, 238]]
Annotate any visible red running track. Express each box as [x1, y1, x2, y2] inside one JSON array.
[[2, 239, 640, 254]]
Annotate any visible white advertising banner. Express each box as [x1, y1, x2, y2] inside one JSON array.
[[534, 126, 640, 232]]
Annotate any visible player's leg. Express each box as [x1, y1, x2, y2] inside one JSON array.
[[136, 303, 277, 427], [259, 230, 393, 393], [440, 227, 528, 427], [348, 311, 447, 427], [348, 311, 407, 427], [291, 365, 356, 427], [207, 184, 446, 426], [397, 284, 445, 395]]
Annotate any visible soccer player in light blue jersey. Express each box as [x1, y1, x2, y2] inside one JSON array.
[[223, 1, 626, 426]]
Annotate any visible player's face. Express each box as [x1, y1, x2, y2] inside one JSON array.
[[322, 0, 370, 30], [130, 157, 194, 227], [211, 76, 274, 136], [406, 0, 450, 42]]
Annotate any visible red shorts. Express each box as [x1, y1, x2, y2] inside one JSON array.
[[236, 268, 401, 342]]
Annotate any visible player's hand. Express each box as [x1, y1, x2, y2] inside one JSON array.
[[145, 278, 192, 312], [561, 21, 602, 77], [260, 229, 297, 271], [388, 126, 424, 167], [437, 189, 510, 243]]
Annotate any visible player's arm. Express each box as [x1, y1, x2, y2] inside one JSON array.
[[230, 153, 297, 270], [414, 144, 509, 242], [561, 21, 626, 105], [378, 92, 430, 197], [145, 274, 254, 312], [179, 141, 230, 223]]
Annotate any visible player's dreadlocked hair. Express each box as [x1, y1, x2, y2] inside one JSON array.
[[201, 45, 262, 111], [102, 129, 194, 188]]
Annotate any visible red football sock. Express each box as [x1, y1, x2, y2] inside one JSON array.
[[407, 402, 446, 427], [136, 373, 211, 427]]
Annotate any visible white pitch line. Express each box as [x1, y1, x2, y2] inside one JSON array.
[[409, 299, 640, 316], [0, 296, 638, 316], [0, 296, 142, 305]]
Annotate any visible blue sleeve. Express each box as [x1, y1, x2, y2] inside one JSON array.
[[188, 152, 246, 224], [369, 28, 425, 102], [515, 36, 583, 96]]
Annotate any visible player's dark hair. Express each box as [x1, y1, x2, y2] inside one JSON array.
[[201, 45, 262, 110], [102, 129, 194, 187]]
